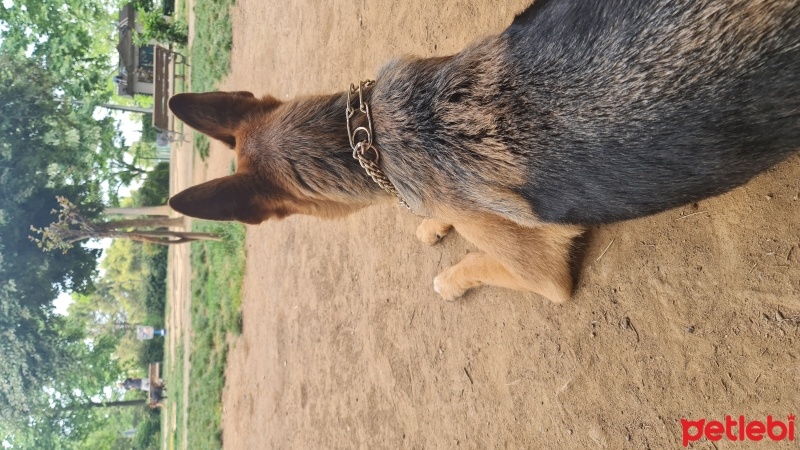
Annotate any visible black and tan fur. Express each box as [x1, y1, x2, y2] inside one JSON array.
[[169, 0, 800, 303]]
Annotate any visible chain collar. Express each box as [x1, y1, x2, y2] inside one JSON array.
[[346, 80, 412, 210]]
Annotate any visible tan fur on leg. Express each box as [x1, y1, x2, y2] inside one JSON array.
[[433, 213, 583, 303], [415, 218, 454, 246]]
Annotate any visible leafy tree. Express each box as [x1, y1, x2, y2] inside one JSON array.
[[105, 141, 160, 197], [0, 6, 174, 447], [0, 32, 153, 205], [0, 269, 125, 448], [132, 161, 171, 206], [0, 0, 118, 101], [0, 52, 110, 191]]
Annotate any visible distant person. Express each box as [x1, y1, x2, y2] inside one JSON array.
[[120, 377, 150, 392]]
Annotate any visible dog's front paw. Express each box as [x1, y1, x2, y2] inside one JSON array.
[[416, 219, 453, 246], [433, 270, 469, 301]]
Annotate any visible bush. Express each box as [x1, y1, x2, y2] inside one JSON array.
[[143, 246, 168, 324], [140, 113, 158, 142], [137, 338, 164, 367], [133, 409, 161, 450], [133, 10, 188, 46], [137, 162, 170, 206]]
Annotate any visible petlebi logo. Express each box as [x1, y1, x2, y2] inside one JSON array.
[[681, 414, 796, 446]]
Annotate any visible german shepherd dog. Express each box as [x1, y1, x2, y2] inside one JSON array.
[[168, 0, 799, 303]]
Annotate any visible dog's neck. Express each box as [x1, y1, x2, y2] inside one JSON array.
[[265, 90, 397, 214]]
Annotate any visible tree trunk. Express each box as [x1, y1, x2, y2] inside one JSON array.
[[97, 216, 185, 230], [88, 399, 149, 408], [105, 205, 172, 217], [62, 399, 149, 410], [124, 230, 223, 244], [96, 103, 153, 114]]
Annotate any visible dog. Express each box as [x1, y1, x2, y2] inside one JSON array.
[[168, 0, 799, 303]]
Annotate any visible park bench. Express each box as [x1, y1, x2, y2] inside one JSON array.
[[152, 46, 185, 133], [147, 362, 166, 408]]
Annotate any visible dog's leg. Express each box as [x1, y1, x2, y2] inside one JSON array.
[[434, 216, 583, 303], [415, 218, 453, 246]]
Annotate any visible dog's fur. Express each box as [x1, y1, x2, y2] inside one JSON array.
[[168, 0, 800, 303]]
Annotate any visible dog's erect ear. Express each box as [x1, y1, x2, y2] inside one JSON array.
[[168, 91, 280, 148], [169, 174, 286, 225]]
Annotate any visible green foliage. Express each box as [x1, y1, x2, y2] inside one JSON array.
[[99, 239, 147, 316], [195, 133, 211, 160], [0, 0, 118, 102], [0, 3, 175, 446], [137, 339, 165, 371], [0, 52, 116, 191], [134, 162, 171, 206], [133, 10, 188, 46], [140, 113, 158, 142], [0, 50, 145, 207], [77, 402, 158, 450], [132, 0, 155, 12], [133, 410, 161, 450], [143, 246, 168, 328], [1, 318, 125, 448]]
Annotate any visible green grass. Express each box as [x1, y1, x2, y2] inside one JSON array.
[[184, 221, 245, 449], [190, 0, 235, 94], [194, 133, 210, 160], [166, 342, 184, 450], [164, 1, 242, 448], [190, 0, 235, 162]]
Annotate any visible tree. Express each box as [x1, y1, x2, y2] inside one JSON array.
[[0, 52, 111, 191], [0, 34, 154, 205], [0, 263, 125, 448], [0, 0, 118, 102], [0, 8, 174, 446], [32, 197, 221, 251]]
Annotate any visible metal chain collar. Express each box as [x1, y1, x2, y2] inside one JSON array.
[[346, 80, 411, 210]]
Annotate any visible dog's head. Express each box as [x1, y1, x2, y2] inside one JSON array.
[[168, 91, 384, 224]]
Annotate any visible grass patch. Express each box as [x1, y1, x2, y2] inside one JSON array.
[[165, 341, 185, 450], [164, 1, 243, 448], [190, 0, 235, 161], [184, 221, 245, 449], [195, 133, 210, 160], [191, 0, 235, 94]]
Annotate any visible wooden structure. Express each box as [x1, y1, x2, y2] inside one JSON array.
[[115, 3, 185, 133], [115, 4, 155, 96], [153, 47, 172, 130], [147, 362, 166, 408], [153, 46, 185, 132]]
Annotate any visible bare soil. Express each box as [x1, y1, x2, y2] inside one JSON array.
[[182, 1, 800, 448]]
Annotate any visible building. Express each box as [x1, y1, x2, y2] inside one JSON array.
[[115, 3, 156, 97]]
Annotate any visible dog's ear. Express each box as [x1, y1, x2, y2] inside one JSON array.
[[168, 92, 280, 148], [169, 173, 288, 224]]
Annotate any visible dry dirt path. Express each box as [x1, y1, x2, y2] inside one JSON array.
[[177, 1, 800, 448]]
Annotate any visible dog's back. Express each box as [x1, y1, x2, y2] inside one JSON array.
[[375, 0, 800, 225], [511, 0, 800, 224]]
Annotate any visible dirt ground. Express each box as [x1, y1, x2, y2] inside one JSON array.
[[172, 1, 800, 448]]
